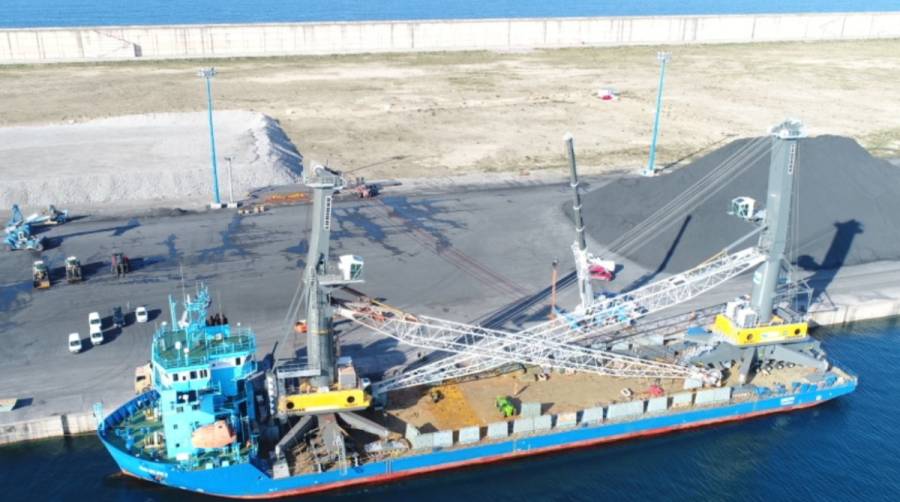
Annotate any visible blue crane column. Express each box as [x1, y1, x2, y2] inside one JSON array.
[[199, 67, 221, 205], [644, 52, 671, 177]]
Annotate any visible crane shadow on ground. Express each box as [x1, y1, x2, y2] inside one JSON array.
[[48, 218, 141, 243], [797, 220, 864, 307], [478, 270, 579, 329], [625, 215, 692, 291], [332, 206, 404, 256]]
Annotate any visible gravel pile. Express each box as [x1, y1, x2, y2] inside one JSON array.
[[573, 135, 900, 274], [0, 110, 302, 210]]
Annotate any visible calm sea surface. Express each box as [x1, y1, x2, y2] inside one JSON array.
[[3, 1, 900, 28], [0, 318, 897, 501]]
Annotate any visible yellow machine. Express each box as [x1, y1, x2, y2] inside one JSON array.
[[714, 313, 808, 346], [278, 388, 371, 415], [32, 260, 50, 289]]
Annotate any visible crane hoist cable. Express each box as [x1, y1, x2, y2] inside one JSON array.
[[608, 137, 768, 255], [611, 138, 771, 257], [601, 137, 765, 253]]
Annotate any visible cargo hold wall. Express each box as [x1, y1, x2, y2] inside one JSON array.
[[2, 11, 900, 64]]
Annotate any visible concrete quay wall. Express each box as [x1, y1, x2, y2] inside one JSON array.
[[2, 11, 900, 64], [810, 297, 900, 327], [0, 411, 96, 445], [1, 295, 898, 445]]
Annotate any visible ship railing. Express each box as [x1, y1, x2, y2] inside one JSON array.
[[152, 327, 256, 369]]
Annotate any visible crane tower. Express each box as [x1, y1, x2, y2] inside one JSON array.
[[714, 119, 810, 346]]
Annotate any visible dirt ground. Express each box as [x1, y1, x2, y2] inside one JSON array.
[[1, 39, 899, 179]]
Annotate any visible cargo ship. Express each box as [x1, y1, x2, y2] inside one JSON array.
[[98, 121, 857, 498]]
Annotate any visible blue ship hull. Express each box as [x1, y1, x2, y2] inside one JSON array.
[[98, 380, 856, 498]]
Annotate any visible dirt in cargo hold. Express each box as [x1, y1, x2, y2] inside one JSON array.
[[385, 371, 684, 431]]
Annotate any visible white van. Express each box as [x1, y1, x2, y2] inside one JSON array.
[[135, 306, 149, 324], [68, 333, 82, 353], [89, 311, 104, 344]]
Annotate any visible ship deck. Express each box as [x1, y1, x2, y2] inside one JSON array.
[[277, 361, 853, 478], [103, 398, 253, 468], [381, 364, 824, 432]]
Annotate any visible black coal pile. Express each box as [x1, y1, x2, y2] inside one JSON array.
[[571, 135, 900, 275]]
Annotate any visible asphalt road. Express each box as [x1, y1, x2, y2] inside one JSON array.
[[1, 179, 897, 424], [0, 180, 595, 423]]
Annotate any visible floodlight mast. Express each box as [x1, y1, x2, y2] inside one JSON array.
[[198, 67, 221, 205], [644, 52, 672, 177]]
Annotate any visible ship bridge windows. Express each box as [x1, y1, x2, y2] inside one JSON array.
[[171, 369, 209, 382], [177, 390, 198, 404]]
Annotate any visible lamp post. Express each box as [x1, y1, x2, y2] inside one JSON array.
[[198, 67, 221, 205], [644, 52, 671, 177]]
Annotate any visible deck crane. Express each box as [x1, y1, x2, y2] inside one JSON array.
[[266, 165, 393, 477], [687, 119, 829, 383], [342, 245, 764, 394], [338, 303, 716, 383], [564, 134, 615, 311], [340, 136, 767, 395]]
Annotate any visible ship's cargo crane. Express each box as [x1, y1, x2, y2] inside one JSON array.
[[713, 120, 811, 344], [268, 165, 389, 477], [338, 303, 716, 383], [341, 136, 766, 395], [564, 134, 615, 311], [685, 120, 828, 383], [342, 244, 764, 394]]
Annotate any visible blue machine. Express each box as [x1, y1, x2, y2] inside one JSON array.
[[4, 205, 45, 251]]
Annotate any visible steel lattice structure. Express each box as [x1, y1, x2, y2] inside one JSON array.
[[337, 305, 709, 383], [344, 246, 765, 394]]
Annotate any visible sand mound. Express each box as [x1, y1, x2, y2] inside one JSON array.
[[574, 135, 900, 274], [0, 110, 302, 209]]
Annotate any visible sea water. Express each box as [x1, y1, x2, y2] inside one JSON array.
[[3, 1, 899, 29], [1, 318, 897, 501]]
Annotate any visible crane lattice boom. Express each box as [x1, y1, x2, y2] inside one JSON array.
[[337, 305, 712, 383], [349, 246, 765, 394]]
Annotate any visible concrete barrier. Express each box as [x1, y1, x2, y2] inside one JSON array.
[[2, 11, 900, 64]]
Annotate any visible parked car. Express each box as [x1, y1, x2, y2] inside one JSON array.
[[89, 311, 104, 345], [68, 333, 82, 353], [135, 306, 149, 324]]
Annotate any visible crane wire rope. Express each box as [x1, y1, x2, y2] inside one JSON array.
[[615, 142, 771, 258], [274, 203, 315, 357], [601, 137, 766, 254], [607, 137, 771, 257]]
